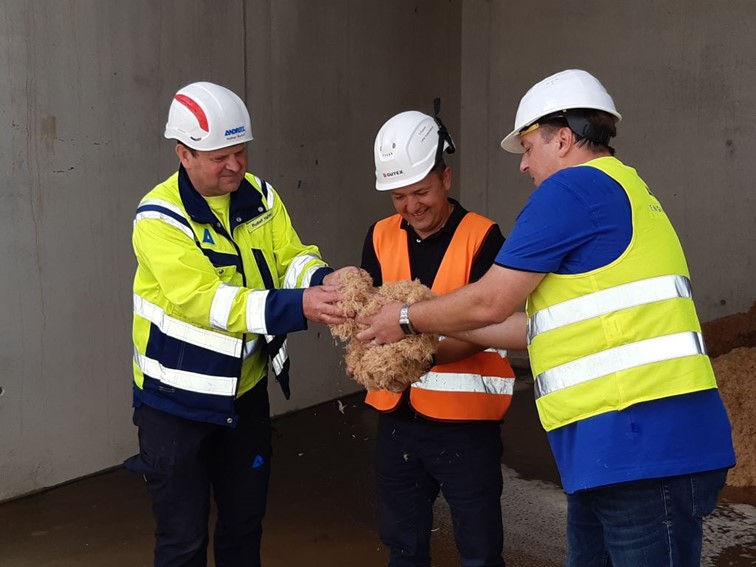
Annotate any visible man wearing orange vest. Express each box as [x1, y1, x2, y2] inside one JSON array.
[[361, 105, 520, 566], [358, 71, 735, 566]]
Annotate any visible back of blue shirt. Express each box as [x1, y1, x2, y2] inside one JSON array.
[[496, 165, 734, 493]]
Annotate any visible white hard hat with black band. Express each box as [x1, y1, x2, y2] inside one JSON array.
[[374, 100, 456, 191], [500, 69, 622, 154]]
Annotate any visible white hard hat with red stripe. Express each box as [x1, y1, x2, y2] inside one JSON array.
[[164, 82, 253, 151], [500, 69, 621, 154]]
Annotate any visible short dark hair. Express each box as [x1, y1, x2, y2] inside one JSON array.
[[538, 109, 617, 155], [177, 142, 198, 157]]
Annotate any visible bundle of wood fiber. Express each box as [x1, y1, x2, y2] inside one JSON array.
[[330, 269, 438, 392]]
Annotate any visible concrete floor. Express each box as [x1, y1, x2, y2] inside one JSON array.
[[1, 374, 754, 566]]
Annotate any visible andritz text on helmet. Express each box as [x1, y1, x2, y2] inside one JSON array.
[[225, 125, 246, 137]]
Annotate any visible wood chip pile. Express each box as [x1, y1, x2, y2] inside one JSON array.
[[712, 346, 756, 487], [704, 301, 756, 488]]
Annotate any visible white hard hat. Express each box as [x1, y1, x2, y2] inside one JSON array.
[[164, 82, 253, 151], [374, 109, 455, 191], [500, 69, 622, 153]]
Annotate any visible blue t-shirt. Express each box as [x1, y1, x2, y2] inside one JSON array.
[[496, 165, 735, 493]]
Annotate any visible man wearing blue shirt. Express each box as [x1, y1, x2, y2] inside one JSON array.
[[358, 69, 735, 566]]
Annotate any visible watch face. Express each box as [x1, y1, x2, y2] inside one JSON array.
[[399, 305, 414, 334], [400, 305, 409, 323]]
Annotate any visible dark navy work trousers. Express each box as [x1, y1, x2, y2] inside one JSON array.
[[375, 410, 506, 567], [125, 381, 272, 567]]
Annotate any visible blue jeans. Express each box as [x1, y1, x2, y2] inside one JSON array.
[[565, 468, 728, 567]]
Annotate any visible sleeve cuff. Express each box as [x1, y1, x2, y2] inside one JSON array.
[[264, 289, 308, 335], [309, 266, 334, 287]]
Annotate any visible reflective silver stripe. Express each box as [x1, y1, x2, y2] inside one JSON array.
[[135, 350, 237, 396], [299, 264, 322, 288], [485, 348, 508, 358], [266, 336, 289, 374], [135, 210, 194, 240], [283, 254, 323, 289], [243, 337, 262, 360], [534, 331, 706, 399], [254, 176, 276, 210], [411, 372, 515, 396], [528, 275, 692, 340], [245, 290, 270, 334], [134, 294, 242, 358], [210, 283, 241, 331]]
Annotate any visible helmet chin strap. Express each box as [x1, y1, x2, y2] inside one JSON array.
[[432, 97, 456, 167]]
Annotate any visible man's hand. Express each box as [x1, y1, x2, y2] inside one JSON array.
[[303, 285, 348, 325], [355, 300, 405, 345], [322, 266, 360, 287]]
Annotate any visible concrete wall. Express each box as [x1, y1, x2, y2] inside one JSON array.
[[244, 0, 462, 416], [3, 0, 753, 501], [459, 1, 756, 322], [0, 0, 461, 500]]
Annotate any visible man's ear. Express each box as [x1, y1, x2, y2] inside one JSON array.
[[175, 144, 192, 167], [557, 127, 574, 156], [441, 166, 452, 192]]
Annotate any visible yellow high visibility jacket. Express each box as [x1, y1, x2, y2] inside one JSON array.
[[132, 166, 330, 426], [527, 157, 717, 431], [365, 213, 516, 421]]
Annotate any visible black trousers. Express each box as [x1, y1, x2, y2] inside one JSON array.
[[375, 410, 506, 567], [125, 381, 272, 567]]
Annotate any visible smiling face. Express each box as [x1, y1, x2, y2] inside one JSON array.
[[176, 142, 248, 196], [389, 166, 453, 239]]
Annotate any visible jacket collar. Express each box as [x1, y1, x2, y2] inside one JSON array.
[[178, 165, 267, 230]]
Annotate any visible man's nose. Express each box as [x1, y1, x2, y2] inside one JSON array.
[[406, 198, 422, 213], [225, 156, 242, 172], [519, 154, 529, 174]]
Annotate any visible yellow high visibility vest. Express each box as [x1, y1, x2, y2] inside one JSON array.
[[527, 157, 717, 431]]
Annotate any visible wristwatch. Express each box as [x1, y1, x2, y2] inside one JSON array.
[[399, 304, 418, 335]]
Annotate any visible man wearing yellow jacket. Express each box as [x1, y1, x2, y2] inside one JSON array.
[[358, 71, 735, 566], [362, 107, 521, 566], [126, 81, 350, 567]]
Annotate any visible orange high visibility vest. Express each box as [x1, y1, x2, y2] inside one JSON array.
[[365, 212, 515, 421]]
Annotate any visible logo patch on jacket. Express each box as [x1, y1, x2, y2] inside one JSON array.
[[202, 228, 215, 244]]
